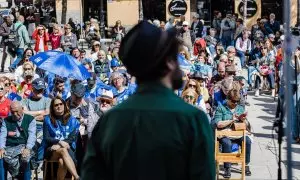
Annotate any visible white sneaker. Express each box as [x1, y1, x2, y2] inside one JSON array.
[[255, 89, 260, 97]]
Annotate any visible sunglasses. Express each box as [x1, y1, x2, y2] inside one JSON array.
[[54, 102, 63, 107], [188, 84, 196, 88], [101, 99, 112, 104], [33, 89, 44, 94], [230, 99, 239, 105], [184, 95, 194, 100]]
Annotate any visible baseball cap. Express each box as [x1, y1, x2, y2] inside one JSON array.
[[182, 21, 189, 26], [71, 83, 86, 97], [32, 78, 46, 90], [97, 90, 114, 102], [268, 34, 275, 39]]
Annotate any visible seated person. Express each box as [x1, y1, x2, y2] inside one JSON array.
[[214, 88, 252, 178], [96, 90, 114, 113], [48, 77, 71, 100], [43, 96, 80, 180], [0, 101, 36, 180]]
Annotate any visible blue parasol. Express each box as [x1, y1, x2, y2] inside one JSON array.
[[29, 51, 91, 80]]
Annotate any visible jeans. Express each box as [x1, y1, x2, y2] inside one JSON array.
[[236, 50, 246, 67], [10, 48, 24, 69], [255, 72, 275, 89], [208, 45, 217, 57], [221, 36, 233, 49], [0, 159, 5, 180], [292, 86, 300, 138], [219, 136, 251, 168], [248, 66, 258, 86]]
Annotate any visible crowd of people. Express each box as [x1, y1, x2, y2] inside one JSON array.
[[0, 5, 298, 179]]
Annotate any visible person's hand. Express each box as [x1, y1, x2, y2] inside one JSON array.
[[51, 144, 61, 151], [21, 148, 30, 158], [59, 141, 70, 149], [35, 115, 44, 121], [0, 149, 5, 159]]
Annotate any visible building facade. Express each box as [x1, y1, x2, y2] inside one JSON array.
[[56, 0, 299, 27]]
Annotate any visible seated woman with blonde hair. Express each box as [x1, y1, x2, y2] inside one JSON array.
[[181, 88, 206, 113], [43, 96, 80, 180]]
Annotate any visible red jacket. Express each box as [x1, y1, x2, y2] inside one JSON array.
[[32, 29, 50, 52]]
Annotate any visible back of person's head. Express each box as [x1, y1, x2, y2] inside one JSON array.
[[119, 21, 181, 83], [18, 15, 25, 23]]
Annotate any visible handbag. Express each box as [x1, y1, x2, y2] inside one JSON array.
[[233, 122, 246, 131]]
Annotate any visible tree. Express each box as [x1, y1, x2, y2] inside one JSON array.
[[61, 0, 67, 24]]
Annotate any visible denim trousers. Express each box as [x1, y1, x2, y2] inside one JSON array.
[[236, 50, 246, 67], [10, 48, 24, 69], [219, 136, 251, 168], [248, 66, 258, 86], [0, 159, 5, 180], [2, 145, 32, 180], [255, 72, 275, 89]]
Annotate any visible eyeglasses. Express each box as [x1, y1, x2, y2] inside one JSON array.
[[184, 95, 194, 100], [54, 102, 63, 107], [33, 89, 44, 94], [188, 84, 196, 88], [101, 99, 112, 104], [183, 25, 188, 27], [230, 99, 239, 105]]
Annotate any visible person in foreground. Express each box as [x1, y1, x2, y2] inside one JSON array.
[[82, 21, 215, 180]]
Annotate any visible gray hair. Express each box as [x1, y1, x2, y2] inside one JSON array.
[[226, 46, 235, 52]]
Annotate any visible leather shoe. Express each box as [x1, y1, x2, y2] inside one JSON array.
[[245, 165, 252, 176], [223, 167, 231, 178]]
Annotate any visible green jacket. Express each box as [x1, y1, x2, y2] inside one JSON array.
[[12, 21, 30, 49], [82, 82, 215, 180], [5, 114, 34, 147]]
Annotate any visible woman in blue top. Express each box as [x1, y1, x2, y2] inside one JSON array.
[[110, 71, 136, 105], [43, 96, 80, 180]]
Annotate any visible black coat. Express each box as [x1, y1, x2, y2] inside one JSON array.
[[191, 20, 204, 38]]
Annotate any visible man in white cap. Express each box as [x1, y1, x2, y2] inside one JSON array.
[[96, 90, 114, 112], [179, 21, 192, 52]]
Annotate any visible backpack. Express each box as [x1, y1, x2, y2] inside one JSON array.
[[5, 24, 22, 49]]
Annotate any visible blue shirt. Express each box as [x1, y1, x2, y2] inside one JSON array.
[[7, 92, 22, 101], [213, 90, 227, 107], [43, 115, 80, 150], [112, 83, 137, 105]]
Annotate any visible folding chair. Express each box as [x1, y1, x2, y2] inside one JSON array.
[[215, 130, 246, 180], [43, 159, 75, 180]]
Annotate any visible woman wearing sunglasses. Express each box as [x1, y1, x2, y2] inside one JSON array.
[[0, 82, 11, 119], [32, 25, 49, 53], [181, 87, 207, 113], [43, 96, 80, 180], [214, 88, 252, 178], [1, 76, 21, 101]]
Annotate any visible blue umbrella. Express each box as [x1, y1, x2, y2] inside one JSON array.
[[30, 51, 91, 80]]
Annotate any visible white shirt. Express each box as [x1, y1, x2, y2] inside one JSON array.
[[235, 37, 251, 52]]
